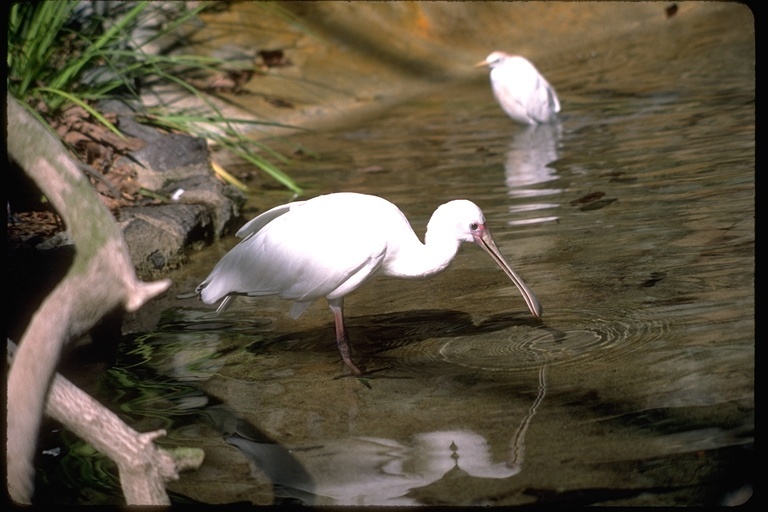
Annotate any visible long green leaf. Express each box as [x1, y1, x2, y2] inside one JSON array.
[[37, 87, 127, 140], [48, 3, 149, 92]]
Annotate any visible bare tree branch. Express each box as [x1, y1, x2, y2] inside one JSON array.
[[7, 340, 205, 505], [6, 93, 176, 504]]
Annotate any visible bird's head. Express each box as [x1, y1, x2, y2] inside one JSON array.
[[427, 199, 488, 245], [429, 199, 543, 318], [475, 51, 513, 69]]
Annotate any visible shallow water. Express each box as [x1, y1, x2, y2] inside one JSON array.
[[36, 4, 753, 507]]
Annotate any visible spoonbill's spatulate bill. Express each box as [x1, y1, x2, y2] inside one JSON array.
[[196, 192, 542, 376], [477, 51, 561, 125]]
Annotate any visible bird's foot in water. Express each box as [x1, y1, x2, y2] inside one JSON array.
[[342, 356, 364, 377]]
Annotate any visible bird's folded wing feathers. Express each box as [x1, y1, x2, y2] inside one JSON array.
[[236, 201, 306, 239]]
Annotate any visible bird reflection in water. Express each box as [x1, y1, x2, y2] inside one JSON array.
[[218, 365, 548, 505], [504, 123, 563, 227]]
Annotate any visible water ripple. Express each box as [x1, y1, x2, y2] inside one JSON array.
[[410, 307, 673, 372]]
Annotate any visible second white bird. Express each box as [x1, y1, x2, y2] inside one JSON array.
[[477, 51, 561, 125]]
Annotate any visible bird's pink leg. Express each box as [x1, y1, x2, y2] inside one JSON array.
[[329, 299, 362, 376]]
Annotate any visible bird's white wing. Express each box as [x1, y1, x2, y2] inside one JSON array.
[[528, 76, 560, 123], [236, 200, 307, 239], [199, 199, 389, 306]]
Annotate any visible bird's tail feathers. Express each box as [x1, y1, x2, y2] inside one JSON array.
[[216, 295, 235, 314], [289, 301, 311, 319]]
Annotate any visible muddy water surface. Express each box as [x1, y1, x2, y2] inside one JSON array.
[[38, 4, 753, 507]]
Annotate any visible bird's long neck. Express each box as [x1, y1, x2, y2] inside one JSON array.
[[383, 224, 462, 279]]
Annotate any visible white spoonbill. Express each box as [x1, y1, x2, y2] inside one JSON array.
[[196, 192, 542, 376], [477, 51, 561, 125]]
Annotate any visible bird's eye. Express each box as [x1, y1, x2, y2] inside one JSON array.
[[469, 222, 479, 231]]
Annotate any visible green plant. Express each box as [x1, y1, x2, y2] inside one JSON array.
[[7, 0, 302, 194]]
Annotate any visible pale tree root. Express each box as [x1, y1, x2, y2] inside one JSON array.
[[7, 93, 201, 504]]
